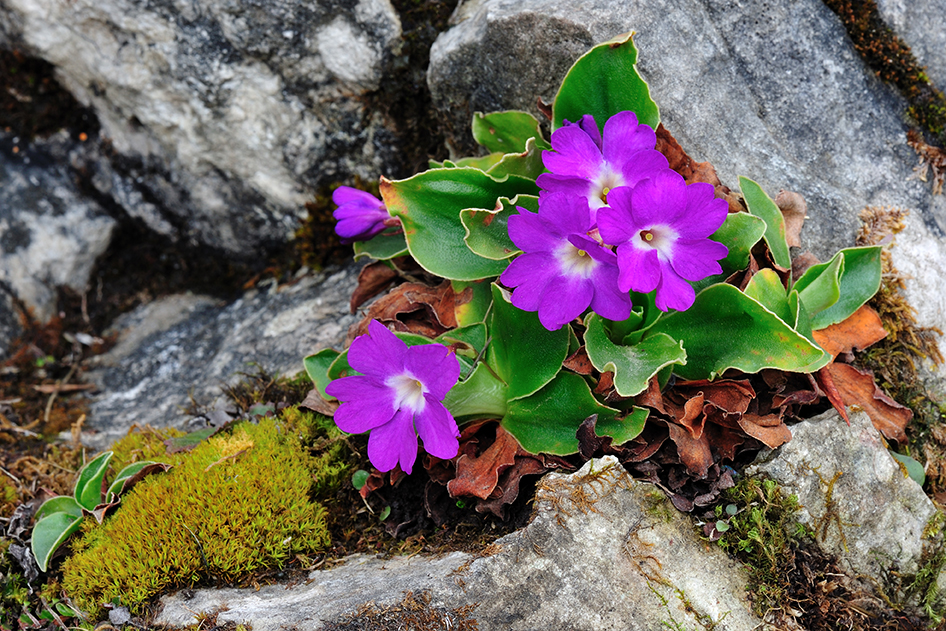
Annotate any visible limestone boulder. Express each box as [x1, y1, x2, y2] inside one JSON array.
[[0, 0, 404, 256], [428, 0, 946, 390]]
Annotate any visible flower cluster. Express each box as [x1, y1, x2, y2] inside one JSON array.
[[502, 112, 729, 328]]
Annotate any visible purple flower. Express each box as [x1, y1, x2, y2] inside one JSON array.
[[332, 186, 397, 244], [325, 320, 460, 474], [536, 112, 669, 221], [597, 170, 729, 312], [500, 192, 631, 331]]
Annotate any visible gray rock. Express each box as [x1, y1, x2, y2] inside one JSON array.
[[156, 456, 765, 631], [0, 132, 116, 322], [748, 409, 943, 601], [83, 263, 361, 449], [428, 0, 946, 385], [0, 0, 404, 256], [0, 289, 22, 361], [875, 0, 946, 89]]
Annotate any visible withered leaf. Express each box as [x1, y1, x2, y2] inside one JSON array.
[[737, 414, 792, 449], [348, 280, 470, 343], [663, 420, 714, 479], [300, 388, 339, 416], [350, 261, 399, 313], [816, 365, 851, 425], [447, 425, 522, 500], [825, 362, 912, 444], [774, 190, 807, 248], [811, 304, 887, 358], [564, 346, 595, 375], [791, 251, 821, 281], [475, 456, 548, 518]]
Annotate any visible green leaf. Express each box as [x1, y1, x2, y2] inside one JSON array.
[[472, 110, 542, 153], [378, 506, 391, 521], [351, 469, 369, 490], [809, 246, 882, 330], [105, 461, 169, 502], [552, 32, 660, 132], [164, 427, 219, 453], [596, 406, 649, 446], [452, 280, 493, 326], [890, 451, 926, 486], [794, 253, 842, 317], [381, 168, 538, 280], [739, 176, 791, 269], [743, 269, 792, 324], [443, 362, 509, 419], [461, 195, 536, 261], [74, 451, 113, 511], [34, 496, 83, 523], [435, 323, 488, 379], [583, 314, 686, 397], [486, 284, 570, 400], [711, 212, 767, 275], [502, 372, 621, 455], [304, 349, 340, 400], [486, 137, 549, 180], [646, 284, 829, 380], [31, 512, 84, 572], [352, 231, 408, 262], [450, 153, 506, 171]]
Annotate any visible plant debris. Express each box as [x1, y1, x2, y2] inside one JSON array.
[[321, 590, 479, 631]]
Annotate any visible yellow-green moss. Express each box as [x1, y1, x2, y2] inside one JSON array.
[[60, 409, 349, 616]]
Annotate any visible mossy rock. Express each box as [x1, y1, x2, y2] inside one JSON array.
[[61, 408, 347, 616]]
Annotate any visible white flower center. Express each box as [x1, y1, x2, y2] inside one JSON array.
[[556, 241, 598, 279], [633, 224, 677, 259], [386, 373, 427, 413], [590, 166, 625, 209]]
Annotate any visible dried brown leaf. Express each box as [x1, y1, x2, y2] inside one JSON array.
[[825, 362, 912, 444]]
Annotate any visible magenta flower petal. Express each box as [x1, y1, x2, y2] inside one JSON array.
[[679, 184, 729, 238], [327, 377, 397, 434], [332, 186, 392, 244], [597, 188, 637, 243], [589, 264, 633, 321], [347, 319, 406, 378], [630, 171, 689, 227], [616, 244, 661, 294], [416, 393, 460, 459], [542, 125, 603, 180], [654, 267, 696, 312], [538, 275, 594, 330], [502, 253, 555, 312], [620, 150, 671, 188], [669, 238, 728, 281], [602, 111, 656, 165], [404, 343, 461, 400], [535, 174, 595, 200], [507, 207, 560, 252], [327, 319, 461, 473], [367, 408, 418, 473]]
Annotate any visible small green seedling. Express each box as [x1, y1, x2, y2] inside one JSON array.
[[30, 451, 170, 572]]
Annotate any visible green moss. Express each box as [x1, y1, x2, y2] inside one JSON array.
[[60, 409, 351, 617], [712, 476, 805, 616]]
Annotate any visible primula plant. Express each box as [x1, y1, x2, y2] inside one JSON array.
[[306, 33, 904, 514]]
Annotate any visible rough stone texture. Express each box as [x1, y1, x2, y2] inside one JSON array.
[[0, 0, 403, 255], [0, 290, 21, 361], [0, 131, 116, 322], [748, 409, 941, 593], [156, 457, 765, 631], [875, 0, 946, 89], [428, 0, 946, 385], [82, 262, 360, 449]]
